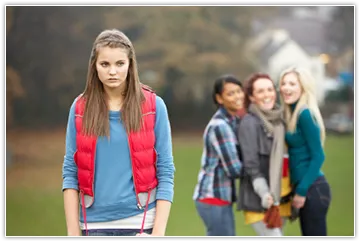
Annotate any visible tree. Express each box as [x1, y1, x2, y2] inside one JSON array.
[[326, 6, 354, 55], [6, 6, 282, 131], [6, 7, 25, 129]]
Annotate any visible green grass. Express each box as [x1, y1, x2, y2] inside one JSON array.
[[6, 189, 66, 236], [6, 134, 354, 236]]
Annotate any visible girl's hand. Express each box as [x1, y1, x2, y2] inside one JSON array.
[[292, 194, 306, 209], [261, 193, 274, 209]]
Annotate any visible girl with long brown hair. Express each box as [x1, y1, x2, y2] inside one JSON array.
[[62, 29, 174, 236]]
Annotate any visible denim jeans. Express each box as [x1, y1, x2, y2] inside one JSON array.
[[81, 228, 153, 236], [195, 200, 235, 236], [298, 175, 331, 236]]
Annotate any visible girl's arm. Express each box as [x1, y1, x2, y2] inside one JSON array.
[[152, 96, 175, 235], [295, 109, 325, 197], [62, 98, 80, 235], [63, 189, 80, 236], [239, 115, 272, 208], [151, 200, 172, 236]]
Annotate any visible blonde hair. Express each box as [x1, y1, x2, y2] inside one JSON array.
[[279, 67, 326, 145]]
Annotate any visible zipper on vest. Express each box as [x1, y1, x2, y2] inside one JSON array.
[[127, 135, 144, 210]]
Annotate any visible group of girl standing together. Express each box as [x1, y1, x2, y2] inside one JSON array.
[[193, 69, 331, 236]]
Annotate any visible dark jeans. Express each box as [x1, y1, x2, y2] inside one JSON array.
[[81, 228, 153, 236], [195, 200, 235, 236], [299, 175, 331, 236]]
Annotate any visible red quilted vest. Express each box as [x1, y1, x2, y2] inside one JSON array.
[[74, 86, 158, 234]]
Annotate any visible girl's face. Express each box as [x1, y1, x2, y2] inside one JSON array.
[[216, 82, 244, 115], [250, 78, 276, 111], [280, 72, 303, 105], [96, 46, 130, 90]]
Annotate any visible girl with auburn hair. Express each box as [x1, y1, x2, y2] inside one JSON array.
[[279, 67, 330, 236], [237, 73, 292, 236], [62, 29, 175, 237]]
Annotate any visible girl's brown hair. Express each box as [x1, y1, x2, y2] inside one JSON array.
[[82, 29, 144, 137], [243, 73, 274, 109]]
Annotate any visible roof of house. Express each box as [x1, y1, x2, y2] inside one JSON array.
[[269, 17, 327, 55]]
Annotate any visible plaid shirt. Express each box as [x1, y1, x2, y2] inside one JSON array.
[[193, 107, 243, 203]]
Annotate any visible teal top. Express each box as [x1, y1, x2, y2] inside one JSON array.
[[285, 103, 325, 196]]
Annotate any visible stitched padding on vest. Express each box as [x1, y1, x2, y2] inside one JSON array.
[[74, 96, 96, 197], [129, 89, 158, 192]]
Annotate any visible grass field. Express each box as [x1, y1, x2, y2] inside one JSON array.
[[6, 130, 354, 236]]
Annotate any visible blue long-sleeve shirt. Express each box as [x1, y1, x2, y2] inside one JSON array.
[[285, 105, 325, 197], [62, 95, 175, 223]]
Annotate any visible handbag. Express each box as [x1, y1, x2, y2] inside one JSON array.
[[263, 203, 282, 228]]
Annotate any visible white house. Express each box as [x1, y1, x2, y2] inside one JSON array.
[[245, 29, 327, 105]]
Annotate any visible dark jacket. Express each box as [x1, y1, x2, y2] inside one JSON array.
[[236, 112, 273, 212]]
